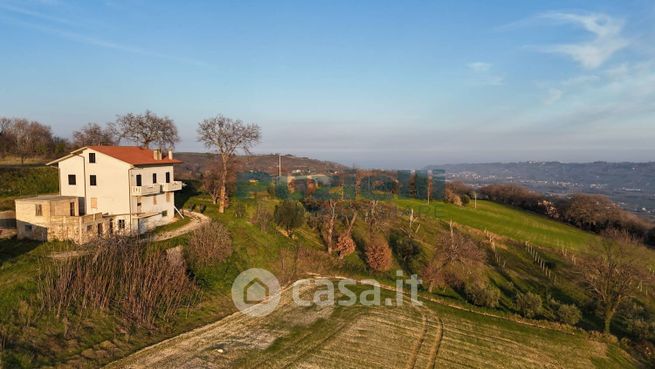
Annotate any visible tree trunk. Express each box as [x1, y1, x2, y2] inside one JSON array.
[[603, 306, 616, 334], [218, 155, 228, 213]]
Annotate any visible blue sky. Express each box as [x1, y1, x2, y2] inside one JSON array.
[[1, 0, 654, 168]]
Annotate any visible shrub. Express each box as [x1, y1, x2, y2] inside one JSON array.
[[187, 221, 233, 269], [626, 318, 655, 341], [38, 237, 196, 326], [516, 292, 543, 318], [274, 200, 306, 238], [334, 233, 356, 259], [646, 227, 655, 247], [389, 230, 421, 271], [365, 236, 393, 272], [252, 202, 273, 231], [556, 303, 581, 325], [464, 282, 500, 308], [460, 194, 471, 206], [233, 202, 246, 218]]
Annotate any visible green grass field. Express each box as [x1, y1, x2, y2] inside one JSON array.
[[395, 199, 596, 251]]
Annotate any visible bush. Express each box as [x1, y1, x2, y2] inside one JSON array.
[[186, 221, 233, 269], [556, 303, 581, 325], [646, 227, 655, 247], [334, 233, 356, 259], [516, 292, 542, 318], [38, 237, 197, 326], [460, 194, 471, 206], [274, 200, 306, 237], [252, 202, 273, 231], [365, 236, 393, 272], [465, 282, 500, 308]]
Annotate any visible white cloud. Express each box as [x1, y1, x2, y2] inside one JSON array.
[[544, 88, 563, 105], [467, 62, 491, 72], [536, 12, 629, 69]]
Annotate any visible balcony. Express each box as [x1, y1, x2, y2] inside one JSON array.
[[162, 181, 183, 192], [131, 184, 161, 196]]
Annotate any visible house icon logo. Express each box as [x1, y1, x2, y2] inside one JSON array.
[[231, 268, 281, 317]]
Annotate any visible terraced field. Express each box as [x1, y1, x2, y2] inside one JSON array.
[[106, 280, 635, 369]]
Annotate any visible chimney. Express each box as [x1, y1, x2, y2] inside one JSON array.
[[167, 149, 173, 160], [153, 148, 161, 160]]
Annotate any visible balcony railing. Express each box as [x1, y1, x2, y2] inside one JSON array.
[[162, 181, 183, 192], [131, 184, 161, 196]]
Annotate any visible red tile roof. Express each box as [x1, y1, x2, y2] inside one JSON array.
[[87, 146, 182, 165]]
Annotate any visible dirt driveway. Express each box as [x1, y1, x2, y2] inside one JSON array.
[[152, 210, 210, 241]]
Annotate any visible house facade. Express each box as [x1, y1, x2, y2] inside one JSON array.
[[15, 146, 183, 243]]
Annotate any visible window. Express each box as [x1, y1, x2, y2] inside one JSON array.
[[90, 175, 97, 186], [89, 153, 96, 163], [68, 174, 76, 185], [152, 173, 157, 184], [90, 197, 98, 209], [166, 172, 171, 183], [25, 224, 33, 232], [118, 219, 125, 229], [35, 204, 43, 216], [69, 202, 75, 216], [136, 174, 142, 186], [166, 192, 171, 202], [97, 223, 103, 235], [162, 210, 168, 217]]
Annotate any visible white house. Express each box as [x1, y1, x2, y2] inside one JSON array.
[[15, 146, 183, 243]]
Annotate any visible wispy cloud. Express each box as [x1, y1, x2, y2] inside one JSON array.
[[535, 12, 629, 69], [467, 62, 491, 72], [543, 88, 563, 105], [466, 61, 504, 85]]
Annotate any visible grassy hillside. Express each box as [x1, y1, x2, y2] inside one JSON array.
[[0, 192, 651, 368], [0, 166, 58, 210]]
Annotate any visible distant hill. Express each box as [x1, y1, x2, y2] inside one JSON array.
[[427, 161, 655, 218], [174, 152, 347, 179]]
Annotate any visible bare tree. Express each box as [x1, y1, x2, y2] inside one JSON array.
[[197, 115, 261, 213], [111, 110, 179, 149], [321, 200, 338, 254], [422, 222, 485, 292], [72, 122, 116, 147], [581, 230, 649, 334]]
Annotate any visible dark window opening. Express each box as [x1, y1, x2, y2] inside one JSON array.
[[118, 219, 125, 229], [97, 223, 103, 235], [68, 174, 76, 185], [136, 174, 142, 186], [25, 225, 33, 232], [162, 210, 168, 217], [152, 173, 157, 184], [69, 202, 75, 216], [166, 172, 171, 183], [35, 204, 43, 216], [89, 153, 96, 163], [90, 175, 97, 186]]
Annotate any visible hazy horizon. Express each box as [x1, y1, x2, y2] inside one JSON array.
[[1, 0, 654, 168]]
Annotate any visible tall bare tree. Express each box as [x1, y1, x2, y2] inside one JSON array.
[[72, 122, 116, 147], [197, 115, 261, 213], [111, 110, 179, 149], [581, 229, 649, 334]]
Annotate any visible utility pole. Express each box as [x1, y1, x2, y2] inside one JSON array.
[[473, 191, 477, 209]]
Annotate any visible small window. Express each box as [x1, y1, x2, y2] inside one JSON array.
[[162, 210, 168, 217], [166, 172, 171, 183], [90, 197, 98, 209], [152, 173, 157, 184], [68, 175, 76, 185], [136, 174, 142, 187], [89, 153, 96, 163], [25, 224, 33, 232], [70, 202, 75, 216], [35, 204, 43, 216], [90, 175, 97, 186], [118, 219, 125, 229]]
